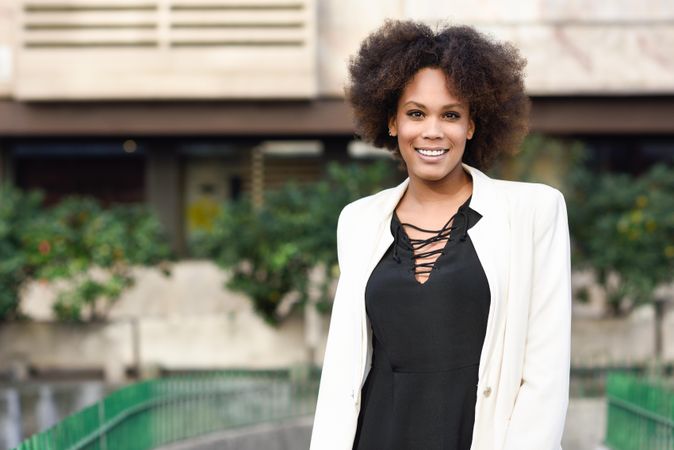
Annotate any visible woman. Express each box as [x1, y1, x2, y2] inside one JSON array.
[[311, 21, 571, 450]]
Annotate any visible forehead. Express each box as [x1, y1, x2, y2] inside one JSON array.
[[399, 67, 464, 106]]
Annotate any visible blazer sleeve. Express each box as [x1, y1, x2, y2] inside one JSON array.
[[310, 203, 359, 450], [503, 189, 572, 450]]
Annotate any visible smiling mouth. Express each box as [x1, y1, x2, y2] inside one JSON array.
[[415, 148, 449, 157]]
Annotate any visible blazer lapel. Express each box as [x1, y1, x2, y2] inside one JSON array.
[[463, 163, 510, 379], [365, 178, 410, 275]]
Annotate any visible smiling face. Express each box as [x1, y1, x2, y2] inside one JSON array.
[[389, 67, 475, 184]]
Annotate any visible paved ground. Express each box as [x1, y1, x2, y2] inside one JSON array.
[[156, 417, 313, 450], [562, 397, 607, 450]]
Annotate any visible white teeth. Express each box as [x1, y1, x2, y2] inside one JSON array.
[[416, 148, 447, 157]]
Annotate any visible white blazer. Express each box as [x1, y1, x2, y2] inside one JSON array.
[[310, 163, 571, 450]]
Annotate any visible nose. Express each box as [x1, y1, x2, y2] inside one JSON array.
[[421, 117, 443, 139]]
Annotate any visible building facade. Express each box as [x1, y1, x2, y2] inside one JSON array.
[[1, 0, 673, 252]]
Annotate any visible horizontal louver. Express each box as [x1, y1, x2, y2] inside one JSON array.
[[170, 2, 306, 48], [23, 3, 158, 47], [16, 0, 316, 99]]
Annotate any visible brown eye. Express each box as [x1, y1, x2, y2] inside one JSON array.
[[407, 110, 424, 119]]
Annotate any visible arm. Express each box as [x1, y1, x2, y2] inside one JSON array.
[[310, 204, 359, 450], [503, 189, 572, 450]]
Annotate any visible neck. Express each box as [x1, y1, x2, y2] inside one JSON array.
[[405, 166, 472, 208]]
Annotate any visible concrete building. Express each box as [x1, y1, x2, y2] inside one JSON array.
[[1, 0, 673, 253]]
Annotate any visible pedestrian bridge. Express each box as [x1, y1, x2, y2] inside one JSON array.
[[10, 369, 318, 450]]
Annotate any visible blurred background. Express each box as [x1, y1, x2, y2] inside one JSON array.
[[0, 1, 673, 449]]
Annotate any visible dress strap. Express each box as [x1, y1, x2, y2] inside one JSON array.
[[392, 209, 469, 276]]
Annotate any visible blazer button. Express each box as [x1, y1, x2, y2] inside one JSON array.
[[483, 386, 492, 398]]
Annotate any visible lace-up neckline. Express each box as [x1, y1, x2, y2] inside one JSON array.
[[392, 197, 472, 284]]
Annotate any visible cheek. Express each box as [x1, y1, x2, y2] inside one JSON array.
[[396, 121, 419, 141]]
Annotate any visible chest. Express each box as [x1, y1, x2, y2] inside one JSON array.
[[365, 229, 491, 371]]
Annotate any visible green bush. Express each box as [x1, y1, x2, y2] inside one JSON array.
[[0, 185, 43, 320], [0, 186, 172, 322], [192, 161, 396, 326], [492, 134, 674, 315], [191, 137, 672, 322]]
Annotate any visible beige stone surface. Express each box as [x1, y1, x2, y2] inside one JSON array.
[[21, 261, 250, 320], [486, 24, 674, 94], [139, 312, 308, 369], [316, 0, 401, 97], [404, 0, 674, 23], [0, 1, 15, 96], [14, 0, 317, 99], [14, 259, 674, 378], [0, 321, 132, 379], [562, 398, 607, 450], [571, 305, 657, 365], [317, 0, 674, 96], [7, 0, 674, 98], [14, 260, 330, 378]]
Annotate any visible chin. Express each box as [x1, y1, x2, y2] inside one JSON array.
[[412, 162, 463, 182], [412, 167, 454, 182]]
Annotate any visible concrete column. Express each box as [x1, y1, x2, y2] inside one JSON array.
[[0, 140, 13, 185], [145, 143, 185, 255]]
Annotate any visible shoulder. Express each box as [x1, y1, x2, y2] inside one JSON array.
[[338, 182, 404, 227], [490, 177, 565, 216], [478, 175, 568, 236], [335, 183, 404, 267], [466, 163, 565, 220], [492, 177, 563, 202]]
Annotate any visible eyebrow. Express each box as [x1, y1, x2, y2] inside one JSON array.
[[402, 101, 466, 110]]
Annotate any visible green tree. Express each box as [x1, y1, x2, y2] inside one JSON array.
[[567, 165, 674, 305], [192, 161, 396, 326]]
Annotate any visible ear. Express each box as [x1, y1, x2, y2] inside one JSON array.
[[467, 118, 475, 140], [388, 116, 397, 137]]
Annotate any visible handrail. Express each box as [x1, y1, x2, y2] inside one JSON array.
[[11, 368, 320, 450], [605, 372, 674, 450]]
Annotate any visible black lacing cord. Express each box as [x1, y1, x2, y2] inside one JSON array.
[[392, 210, 469, 276]]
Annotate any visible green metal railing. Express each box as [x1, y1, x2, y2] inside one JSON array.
[[605, 372, 674, 450], [571, 361, 674, 398], [11, 368, 319, 450]]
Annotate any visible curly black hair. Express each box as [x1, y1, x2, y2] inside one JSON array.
[[346, 20, 530, 170]]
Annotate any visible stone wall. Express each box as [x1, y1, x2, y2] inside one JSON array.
[[3, 261, 328, 383], [3, 261, 674, 383], [2, 0, 673, 100], [317, 0, 674, 95]]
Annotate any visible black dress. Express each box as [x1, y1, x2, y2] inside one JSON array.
[[352, 195, 491, 450]]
